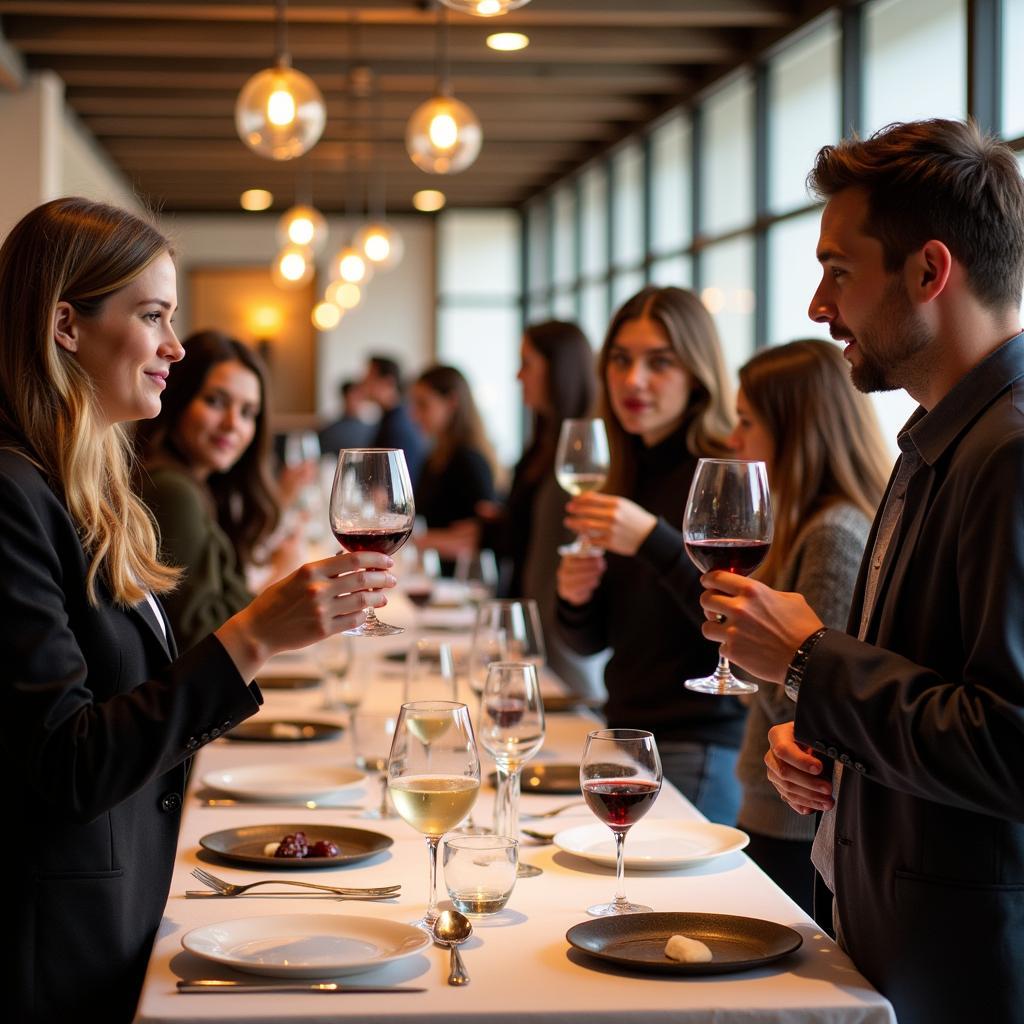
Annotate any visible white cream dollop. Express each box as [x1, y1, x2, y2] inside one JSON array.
[[664, 934, 713, 963]]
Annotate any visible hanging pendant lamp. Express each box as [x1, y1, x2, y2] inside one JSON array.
[[441, 0, 531, 15]]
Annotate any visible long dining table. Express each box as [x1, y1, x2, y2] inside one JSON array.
[[133, 595, 895, 1024]]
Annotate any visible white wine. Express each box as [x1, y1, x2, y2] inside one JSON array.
[[406, 713, 452, 746], [389, 774, 480, 835], [556, 470, 607, 497]]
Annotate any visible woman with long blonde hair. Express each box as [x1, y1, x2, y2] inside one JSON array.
[[730, 338, 890, 912], [0, 198, 395, 1022], [556, 286, 745, 822]]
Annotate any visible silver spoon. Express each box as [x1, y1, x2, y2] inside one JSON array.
[[432, 909, 473, 986]]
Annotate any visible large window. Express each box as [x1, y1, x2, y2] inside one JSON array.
[[702, 235, 755, 375], [701, 74, 755, 236], [1004, 0, 1024, 140], [650, 113, 691, 255]]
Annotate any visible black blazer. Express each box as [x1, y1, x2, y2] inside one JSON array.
[[0, 450, 262, 1023], [795, 335, 1024, 1024]]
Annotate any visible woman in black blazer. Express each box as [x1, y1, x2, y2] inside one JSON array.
[[0, 198, 396, 1023]]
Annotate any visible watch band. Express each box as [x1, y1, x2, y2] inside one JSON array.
[[784, 627, 828, 703]]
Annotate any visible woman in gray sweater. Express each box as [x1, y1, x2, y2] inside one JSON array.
[[729, 340, 891, 912]]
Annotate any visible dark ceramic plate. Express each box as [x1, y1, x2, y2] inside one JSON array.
[[254, 674, 322, 690], [225, 719, 343, 743], [488, 762, 581, 795], [199, 824, 393, 870], [566, 912, 802, 975]]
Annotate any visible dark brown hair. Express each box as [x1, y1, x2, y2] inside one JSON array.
[[808, 118, 1024, 311], [520, 320, 597, 484], [598, 286, 733, 495], [739, 340, 891, 584], [135, 330, 280, 566]]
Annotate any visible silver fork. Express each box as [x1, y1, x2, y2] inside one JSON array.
[[519, 800, 586, 820], [190, 866, 400, 898]]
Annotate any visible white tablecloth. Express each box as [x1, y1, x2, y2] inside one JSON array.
[[133, 622, 894, 1024]]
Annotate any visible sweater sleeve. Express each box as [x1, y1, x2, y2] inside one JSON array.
[[634, 517, 705, 628]]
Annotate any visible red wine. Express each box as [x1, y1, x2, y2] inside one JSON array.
[[406, 585, 434, 608], [685, 538, 770, 576], [583, 778, 660, 830], [486, 698, 526, 729], [333, 527, 412, 556]]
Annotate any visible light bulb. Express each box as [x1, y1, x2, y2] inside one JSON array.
[[355, 222, 405, 270], [235, 62, 326, 161], [272, 244, 314, 290], [412, 189, 447, 212], [486, 32, 529, 51], [440, 0, 531, 15], [277, 204, 327, 252], [240, 188, 274, 211], [406, 95, 482, 175], [312, 301, 342, 330], [326, 279, 363, 310], [332, 245, 373, 285]]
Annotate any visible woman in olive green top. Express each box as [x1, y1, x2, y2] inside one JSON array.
[[136, 331, 282, 650]]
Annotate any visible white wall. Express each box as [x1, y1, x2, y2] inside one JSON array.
[[162, 213, 435, 419], [60, 104, 143, 213]]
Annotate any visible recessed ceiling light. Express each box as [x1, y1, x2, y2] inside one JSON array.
[[486, 32, 529, 52], [412, 189, 447, 213], [240, 188, 273, 211]]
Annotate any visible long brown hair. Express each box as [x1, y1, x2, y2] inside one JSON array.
[[415, 364, 498, 480], [0, 197, 179, 606], [520, 320, 597, 484], [135, 330, 280, 566], [598, 286, 733, 495], [739, 339, 891, 584]]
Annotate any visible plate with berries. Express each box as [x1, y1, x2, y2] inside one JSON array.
[[199, 824, 393, 869]]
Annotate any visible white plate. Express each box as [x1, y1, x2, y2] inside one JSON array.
[[202, 764, 365, 802], [553, 820, 749, 870], [181, 914, 431, 978]]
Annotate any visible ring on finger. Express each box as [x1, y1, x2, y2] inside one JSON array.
[[714, 613, 726, 625]]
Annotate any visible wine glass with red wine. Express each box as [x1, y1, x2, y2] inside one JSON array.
[[580, 728, 662, 916], [683, 458, 773, 695], [330, 448, 415, 637]]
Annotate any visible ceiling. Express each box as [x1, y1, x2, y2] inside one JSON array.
[[0, 1, 818, 213]]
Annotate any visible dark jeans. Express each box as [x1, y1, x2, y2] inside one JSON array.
[[744, 831, 815, 916], [659, 741, 740, 825]]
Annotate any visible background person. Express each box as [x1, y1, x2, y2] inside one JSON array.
[[318, 377, 374, 456], [556, 286, 744, 823], [361, 353, 427, 486]]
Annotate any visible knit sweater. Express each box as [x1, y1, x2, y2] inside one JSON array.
[[735, 501, 871, 840]]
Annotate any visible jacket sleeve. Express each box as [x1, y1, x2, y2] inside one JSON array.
[[556, 578, 610, 656], [794, 435, 1024, 820], [0, 469, 261, 824]]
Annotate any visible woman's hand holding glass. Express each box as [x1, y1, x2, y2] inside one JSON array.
[[563, 493, 657, 557], [555, 418, 611, 556]]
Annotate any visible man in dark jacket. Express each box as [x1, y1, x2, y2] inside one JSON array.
[[697, 119, 1024, 1024], [361, 354, 426, 486]]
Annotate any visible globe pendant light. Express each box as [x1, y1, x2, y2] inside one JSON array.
[[441, 0, 532, 15], [235, 0, 326, 160], [355, 222, 404, 271], [406, 8, 482, 175], [312, 300, 343, 331], [331, 244, 373, 286], [326, 279, 363, 311], [271, 243, 314, 289], [277, 202, 327, 252]]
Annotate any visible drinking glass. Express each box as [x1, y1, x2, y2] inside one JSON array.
[[580, 728, 662, 916], [469, 598, 545, 695], [329, 448, 415, 637], [387, 701, 480, 929], [350, 710, 398, 818], [404, 638, 457, 704], [444, 833, 519, 916], [404, 547, 442, 608], [682, 458, 773, 695], [315, 633, 360, 713], [478, 662, 546, 877], [455, 548, 499, 606], [555, 418, 610, 555]]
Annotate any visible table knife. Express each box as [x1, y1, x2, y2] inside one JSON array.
[[177, 979, 425, 994]]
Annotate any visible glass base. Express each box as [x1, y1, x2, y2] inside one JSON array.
[[587, 899, 652, 917], [557, 539, 605, 557], [684, 672, 758, 696], [517, 862, 543, 878], [344, 619, 404, 637]]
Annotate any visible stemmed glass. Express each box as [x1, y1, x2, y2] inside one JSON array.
[[315, 633, 361, 715], [469, 598, 545, 696], [682, 458, 773, 695], [404, 638, 458, 704], [555, 418, 610, 555], [329, 448, 415, 637], [350, 710, 397, 819], [455, 549, 500, 606], [478, 662, 546, 877], [580, 729, 662, 916], [388, 701, 480, 929]]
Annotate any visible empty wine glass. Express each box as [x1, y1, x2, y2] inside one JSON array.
[[580, 728, 662, 916], [315, 633, 362, 715], [388, 700, 480, 929], [555, 418, 610, 555], [330, 448, 415, 637], [682, 458, 773, 695], [351, 710, 398, 819], [469, 598, 545, 695], [455, 548, 499, 606], [404, 638, 457, 704], [478, 662, 546, 877]]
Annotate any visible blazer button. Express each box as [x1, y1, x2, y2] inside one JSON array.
[[839, 753, 851, 765], [220, 721, 232, 731], [200, 732, 210, 743], [813, 741, 825, 752], [826, 746, 838, 759], [185, 737, 198, 750], [854, 762, 866, 773], [159, 792, 182, 813], [209, 727, 221, 738]]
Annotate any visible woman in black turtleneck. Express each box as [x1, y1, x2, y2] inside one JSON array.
[[556, 286, 746, 824]]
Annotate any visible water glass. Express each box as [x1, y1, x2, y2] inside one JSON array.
[[350, 711, 398, 819], [443, 833, 518, 916]]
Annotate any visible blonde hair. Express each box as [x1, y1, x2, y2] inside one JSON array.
[[0, 197, 180, 606], [598, 286, 733, 495], [739, 339, 891, 584]]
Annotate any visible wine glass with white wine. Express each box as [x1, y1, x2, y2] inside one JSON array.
[[555, 418, 610, 556]]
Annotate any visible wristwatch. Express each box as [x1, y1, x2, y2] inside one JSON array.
[[784, 627, 828, 703]]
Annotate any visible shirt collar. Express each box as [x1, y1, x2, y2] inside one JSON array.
[[899, 331, 1024, 466]]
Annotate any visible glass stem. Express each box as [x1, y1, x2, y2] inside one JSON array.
[[714, 648, 733, 690], [364, 606, 381, 627], [425, 835, 441, 925], [493, 763, 521, 838], [613, 829, 628, 909], [377, 773, 390, 818]]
